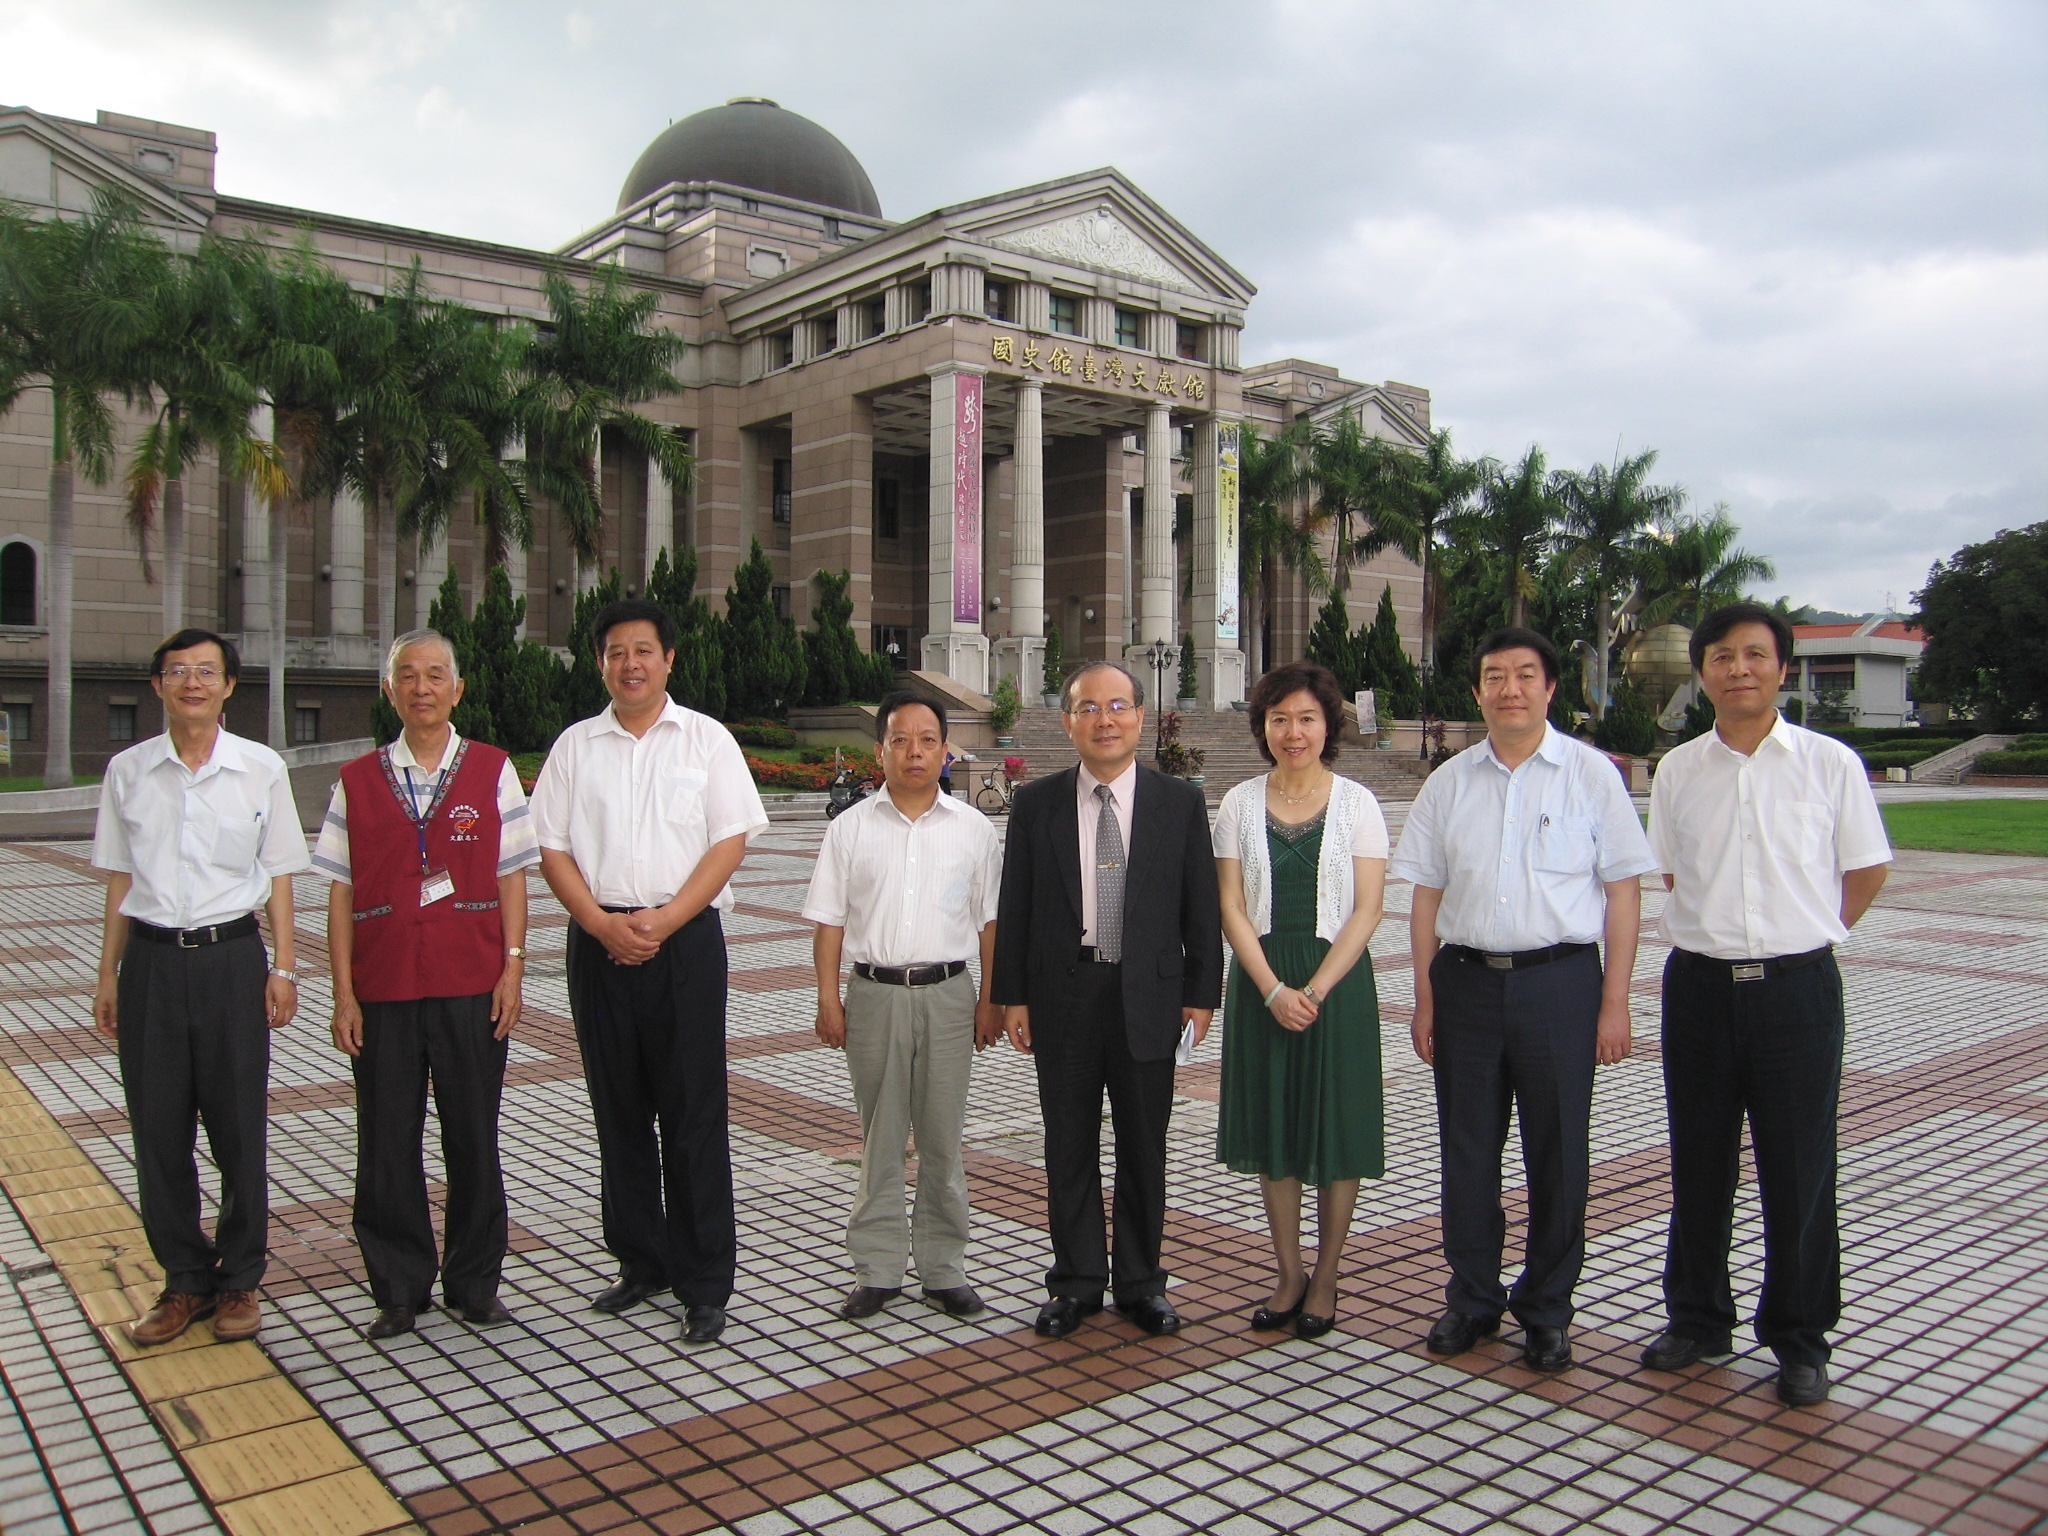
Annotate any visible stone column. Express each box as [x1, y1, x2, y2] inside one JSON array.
[[1190, 415, 1246, 707], [240, 405, 271, 642], [920, 362, 990, 694], [991, 377, 1046, 697], [646, 450, 673, 586], [1136, 401, 1173, 647], [330, 482, 365, 637]]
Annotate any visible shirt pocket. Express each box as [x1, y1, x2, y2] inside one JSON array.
[[1773, 800, 1832, 866], [210, 810, 263, 873], [1531, 815, 1595, 875], [659, 766, 710, 839]]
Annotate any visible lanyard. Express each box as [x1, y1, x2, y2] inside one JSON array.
[[377, 740, 469, 874]]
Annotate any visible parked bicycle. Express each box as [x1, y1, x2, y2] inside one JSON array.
[[973, 755, 1027, 816]]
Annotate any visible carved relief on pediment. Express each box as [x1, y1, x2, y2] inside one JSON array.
[[987, 208, 1198, 294]]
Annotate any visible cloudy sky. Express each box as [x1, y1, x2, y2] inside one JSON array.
[[6, 0, 2043, 614]]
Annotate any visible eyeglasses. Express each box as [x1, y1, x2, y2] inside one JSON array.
[[1070, 700, 1138, 717], [160, 665, 225, 684]]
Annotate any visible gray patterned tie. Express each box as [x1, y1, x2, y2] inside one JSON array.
[[1093, 783, 1125, 963]]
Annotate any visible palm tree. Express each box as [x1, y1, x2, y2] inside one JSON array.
[[1639, 504, 1777, 629], [1555, 449, 1685, 722], [516, 266, 693, 587], [1463, 445, 1559, 627], [0, 190, 163, 786], [1306, 409, 1417, 594], [1234, 418, 1322, 676], [1395, 427, 1485, 694]]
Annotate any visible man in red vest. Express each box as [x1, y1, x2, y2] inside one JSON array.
[[314, 629, 540, 1341]]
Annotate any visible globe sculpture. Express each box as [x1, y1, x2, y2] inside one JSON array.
[[1624, 623, 1696, 725]]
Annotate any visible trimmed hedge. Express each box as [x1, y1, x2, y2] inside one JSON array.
[[729, 720, 799, 750], [1820, 726, 1976, 748], [1974, 750, 2048, 776]]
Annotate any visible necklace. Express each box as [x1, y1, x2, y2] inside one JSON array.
[[1275, 770, 1329, 807]]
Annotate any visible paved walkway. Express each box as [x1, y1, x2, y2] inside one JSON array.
[[0, 807, 2042, 1535]]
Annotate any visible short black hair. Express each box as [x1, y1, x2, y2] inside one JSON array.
[[1061, 659, 1144, 712], [152, 628, 239, 680], [876, 690, 947, 742], [1469, 627, 1561, 688], [1247, 662, 1345, 766], [1690, 601, 1794, 672], [591, 599, 676, 657]]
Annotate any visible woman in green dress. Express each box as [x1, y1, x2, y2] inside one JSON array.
[[1215, 663, 1389, 1337]]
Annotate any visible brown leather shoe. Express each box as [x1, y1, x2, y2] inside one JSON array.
[[130, 1291, 215, 1347], [212, 1290, 261, 1342]]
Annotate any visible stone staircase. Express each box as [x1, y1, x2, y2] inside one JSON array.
[[1910, 733, 2017, 785], [996, 703, 1424, 804]]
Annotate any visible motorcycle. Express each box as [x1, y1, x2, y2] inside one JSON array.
[[825, 747, 872, 820]]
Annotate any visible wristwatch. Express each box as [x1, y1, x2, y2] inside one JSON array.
[[506, 946, 527, 960], [269, 966, 299, 986], [1301, 983, 1322, 1005]]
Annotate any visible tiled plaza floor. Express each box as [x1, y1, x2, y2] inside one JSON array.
[[0, 796, 2043, 1534]]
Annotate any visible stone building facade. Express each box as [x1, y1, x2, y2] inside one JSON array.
[[0, 97, 1428, 775]]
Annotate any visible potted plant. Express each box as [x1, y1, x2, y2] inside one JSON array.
[[990, 676, 1021, 746], [1040, 624, 1064, 709], [1176, 633, 1199, 711], [1153, 709, 1207, 781]]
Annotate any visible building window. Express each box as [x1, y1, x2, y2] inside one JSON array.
[[863, 297, 888, 339], [1049, 293, 1079, 335], [0, 543, 33, 626], [985, 282, 1012, 322], [908, 279, 932, 322], [771, 458, 793, 523], [2, 703, 28, 747], [772, 585, 792, 622], [770, 330, 794, 370], [1115, 308, 1142, 349], [816, 313, 838, 353], [107, 704, 137, 742], [823, 216, 841, 241], [1176, 322, 1203, 361], [1176, 426, 1194, 459], [293, 706, 321, 745], [876, 479, 901, 540]]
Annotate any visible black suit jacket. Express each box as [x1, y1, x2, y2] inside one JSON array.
[[991, 762, 1224, 1062]]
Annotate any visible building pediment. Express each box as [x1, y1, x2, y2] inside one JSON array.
[[985, 207, 1198, 295], [0, 108, 208, 232]]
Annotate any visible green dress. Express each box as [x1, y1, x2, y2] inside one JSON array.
[[1216, 808, 1385, 1187]]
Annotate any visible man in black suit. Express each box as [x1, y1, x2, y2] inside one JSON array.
[[993, 660, 1224, 1338]]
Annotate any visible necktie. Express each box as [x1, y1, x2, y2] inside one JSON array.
[[1093, 783, 1125, 963]]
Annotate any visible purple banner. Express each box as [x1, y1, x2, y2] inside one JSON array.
[[952, 372, 983, 624]]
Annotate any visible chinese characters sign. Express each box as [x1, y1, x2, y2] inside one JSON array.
[[1217, 423, 1240, 642], [989, 336, 1207, 401], [952, 372, 983, 625]]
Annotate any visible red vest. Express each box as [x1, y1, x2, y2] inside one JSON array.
[[338, 739, 507, 1003]]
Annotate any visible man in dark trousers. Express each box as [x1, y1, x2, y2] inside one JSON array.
[[993, 659, 1222, 1338], [314, 629, 538, 1340], [533, 600, 767, 1345]]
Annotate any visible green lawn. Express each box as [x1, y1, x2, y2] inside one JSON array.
[[0, 774, 99, 793], [1881, 799, 2048, 858]]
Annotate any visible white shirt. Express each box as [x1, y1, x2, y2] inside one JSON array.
[[92, 727, 311, 929], [531, 699, 768, 910], [310, 732, 540, 885], [802, 786, 1002, 966], [1390, 724, 1658, 951], [1212, 775, 1389, 943], [1649, 713, 1892, 960], [1077, 760, 1137, 948]]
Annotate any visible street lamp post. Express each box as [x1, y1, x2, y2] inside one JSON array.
[[1143, 639, 1173, 715]]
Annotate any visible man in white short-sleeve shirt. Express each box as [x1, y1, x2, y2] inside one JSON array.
[[1640, 603, 1890, 1407], [532, 601, 767, 1345], [1391, 627, 1656, 1373], [804, 693, 1003, 1322], [90, 629, 310, 1349]]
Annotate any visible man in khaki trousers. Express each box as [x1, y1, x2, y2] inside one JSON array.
[[805, 691, 1003, 1322]]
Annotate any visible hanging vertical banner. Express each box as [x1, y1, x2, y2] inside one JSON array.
[[952, 372, 984, 624], [1216, 422, 1241, 642]]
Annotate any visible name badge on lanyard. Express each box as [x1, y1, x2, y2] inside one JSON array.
[[420, 867, 454, 906], [384, 742, 471, 911]]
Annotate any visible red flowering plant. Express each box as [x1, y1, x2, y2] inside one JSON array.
[[1002, 755, 1027, 783]]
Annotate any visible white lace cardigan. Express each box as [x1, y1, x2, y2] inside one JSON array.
[[1214, 774, 1388, 943]]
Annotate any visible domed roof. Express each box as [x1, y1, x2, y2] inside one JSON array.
[[618, 98, 882, 218]]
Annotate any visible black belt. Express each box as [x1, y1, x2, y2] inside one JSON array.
[[1077, 946, 1120, 965], [854, 960, 967, 987], [129, 915, 259, 949], [1677, 945, 1832, 982], [1442, 941, 1596, 972]]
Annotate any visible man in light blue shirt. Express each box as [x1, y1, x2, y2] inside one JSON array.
[[1391, 627, 1657, 1371]]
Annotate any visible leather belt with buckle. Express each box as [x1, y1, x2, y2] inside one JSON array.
[[1682, 946, 1832, 982], [1442, 941, 1596, 972], [854, 960, 967, 988], [1077, 946, 1121, 964], [129, 915, 260, 949]]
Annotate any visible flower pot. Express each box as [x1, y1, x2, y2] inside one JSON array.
[[1040, 693, 1061, 709], [995, 734, 1014, 748], [1188, 774, 1205, 787], [1177, 696, 1198, 711]]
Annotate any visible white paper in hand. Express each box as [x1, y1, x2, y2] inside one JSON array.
[[1175, 1021, 1198, 1066]]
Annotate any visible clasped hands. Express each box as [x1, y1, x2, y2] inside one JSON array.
[[1266, 984, 1319, 1033], [595, 906, 682, 965]]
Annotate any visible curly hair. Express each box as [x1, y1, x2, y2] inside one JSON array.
[[1248, 662, 1345, 766]]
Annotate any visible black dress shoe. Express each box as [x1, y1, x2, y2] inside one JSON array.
[[1641, 1330, 1733, 1371], [1777, 1362, 1830, 1406], [1296, 1304, 1339, 1341], [922, 1285, 985, 1317], [838, 1285, 901, 1320], [365, 1306, 416, 1341], [1522, 1325, 1572, 1372], [1034, 1296, 1102, 1338], [451, 1297, 514, 1328], [1425, 1311, 1501, 1356], [591, 1280, 660, 1315], [682, 1305, 726, 1344], [1250, 1280, 1307, 1332], [1118, 1296, 1181, 1336]]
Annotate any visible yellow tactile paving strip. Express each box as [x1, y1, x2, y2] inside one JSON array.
[[0, 1061, 423, 1536]]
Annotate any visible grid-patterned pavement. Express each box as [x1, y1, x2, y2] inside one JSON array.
[[0, 800, 2042, 1535]]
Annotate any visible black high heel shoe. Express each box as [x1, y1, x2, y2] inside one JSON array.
[[1296, 1290, 1340, 1340], [1251, 1280, 1308, 1331]]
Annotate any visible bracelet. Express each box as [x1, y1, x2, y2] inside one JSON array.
[[1263, 981, 1287, 1008], [269, 967, 299, 986]]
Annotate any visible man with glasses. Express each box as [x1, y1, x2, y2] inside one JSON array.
[[991, 660, 1222, 1338], [312, 629, 538, 1340], [1391, 627, 1655, 1372], [91, 629, 309, 1346]]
